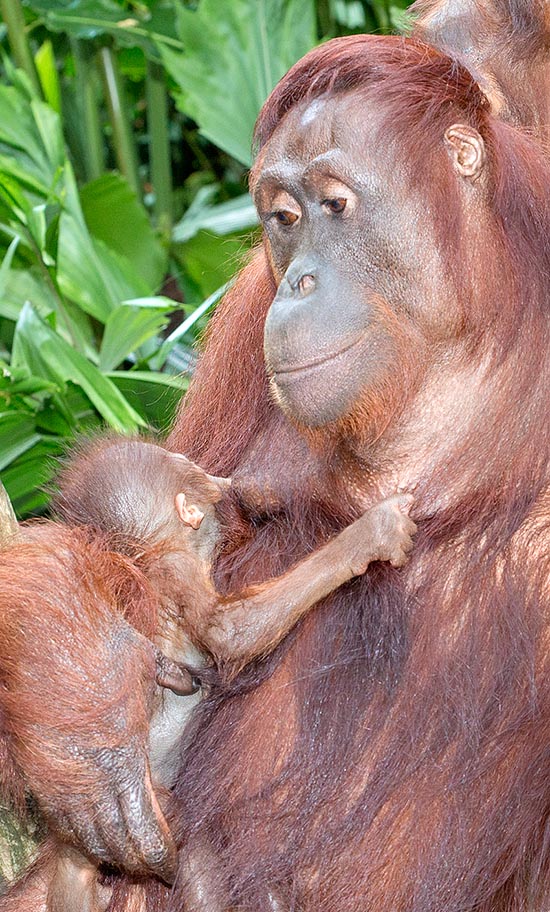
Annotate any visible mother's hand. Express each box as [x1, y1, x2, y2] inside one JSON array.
[[0, 532, 191, 883]]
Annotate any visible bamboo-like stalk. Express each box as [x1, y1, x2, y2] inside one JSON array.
[[71, 39, 104, 181], [98, 46, 140, 196], [0, 0, 41, 95], [145, 59, 173, 232]]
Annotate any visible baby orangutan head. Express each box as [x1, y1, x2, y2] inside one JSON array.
[[53, 437, 231, 558]]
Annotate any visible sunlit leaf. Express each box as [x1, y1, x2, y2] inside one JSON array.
[[99, 300, 176, 371], [35, 40, 61, 114], [159, 0, 317, 165], [80, 173, 167, 290], [173, 190, 258, 244], [0, 236, 19, 300]]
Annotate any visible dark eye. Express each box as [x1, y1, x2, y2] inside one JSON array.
[[272, 210, 299, 227], [322, 197, 347, 214]]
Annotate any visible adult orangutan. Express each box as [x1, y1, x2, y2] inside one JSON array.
[[1, 1, 550, 910]]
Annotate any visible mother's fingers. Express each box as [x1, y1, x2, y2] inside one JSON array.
[[118, 762, 178, 883], [60, 744, 178, 882]]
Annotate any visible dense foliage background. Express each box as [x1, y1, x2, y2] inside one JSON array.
[[0, 0, 416, 885]]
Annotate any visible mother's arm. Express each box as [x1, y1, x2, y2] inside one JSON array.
[[0, 523, 183, 883]]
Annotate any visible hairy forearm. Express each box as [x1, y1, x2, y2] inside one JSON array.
[[202, 497, 414, 671]]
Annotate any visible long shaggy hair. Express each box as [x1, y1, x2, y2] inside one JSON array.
[[163, 33, 550, 912]]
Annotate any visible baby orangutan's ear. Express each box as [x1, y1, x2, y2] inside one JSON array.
[[175, 493, 204, 530]]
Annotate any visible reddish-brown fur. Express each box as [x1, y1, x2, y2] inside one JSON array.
[[0, 525, 159, 819], [2, 6, 550, 910], [164, 31, 550, 912], [0, 441, 414, 911]]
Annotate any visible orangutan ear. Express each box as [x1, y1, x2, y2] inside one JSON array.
[[444, 124, 485, 179], [175, 493, 204, 530]]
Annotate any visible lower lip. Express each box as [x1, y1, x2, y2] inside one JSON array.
[[271, 331, 367, 379]]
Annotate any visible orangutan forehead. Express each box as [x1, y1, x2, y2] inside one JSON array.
[[252, 92, 385, 184]]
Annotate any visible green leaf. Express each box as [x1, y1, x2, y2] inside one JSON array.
[[0, 413, 41, 471], [174, 229, 251, 300], [0, 86, 64, 185], [149, 283, 226, 370], [27, 0, 180, 54], [2, 437, 67, 515], [160, 0, 317, 165], [172, 190, 258, 244], [0, 236, 19, 299], [99, 299, 176, 371], [30, 99, 65, 169], [108, 369, 187, 431], [12, 302, 145, 432], [80, 173, 167, 290], [35, 39, 62, 114], [56, 215, 152, 322]]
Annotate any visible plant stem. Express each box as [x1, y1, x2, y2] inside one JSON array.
[[98, 46, 140, 196], [24, 228, 83, 353], [71, 40, 104, 181], [145, 59, 172, 233], [0, 0, 41, 95]]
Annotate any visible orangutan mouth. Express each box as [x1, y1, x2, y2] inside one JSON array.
[[271, 330, 368, 378]]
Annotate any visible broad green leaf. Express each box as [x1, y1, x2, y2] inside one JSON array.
[[26, 203, 47, 252], [80, 174, 167, 290], [0, 266, 98, 361], [99, 300, 176, 371], [0, 155, 51, 197], [12, 303, 145, 432], [174, 229, 250, 300], [108, 370, 187, 430], [0, 171, 32, 224], [159, 0, 317, 165], [173, 190, 258, 244], [0, 86, 64, 185], [149, 283, 227, 370], [31, 99, 65, 169], [56, 214, 151, 321], [2, 437, 68, 515]]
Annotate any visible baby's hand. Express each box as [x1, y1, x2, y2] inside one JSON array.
[[350, 494, 416, 574]]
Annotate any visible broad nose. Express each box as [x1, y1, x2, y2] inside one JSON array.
[[281, 259, 317, 298]]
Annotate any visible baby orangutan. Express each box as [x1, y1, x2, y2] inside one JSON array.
[[0, 438, 416, 912]]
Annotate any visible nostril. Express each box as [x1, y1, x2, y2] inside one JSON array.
[[297, 274, 315, 295]]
